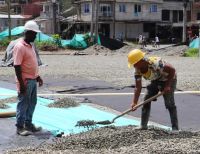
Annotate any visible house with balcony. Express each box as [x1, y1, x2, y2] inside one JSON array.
[[63, 0, 195, 42], [70, 0, 164, 40]]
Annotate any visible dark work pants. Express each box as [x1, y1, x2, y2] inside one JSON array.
[[16, 79, 37, 128], [141, 79, 179, 130]]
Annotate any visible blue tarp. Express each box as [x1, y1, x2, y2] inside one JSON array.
[[189, 38, 199, 48], [0, 87, 170, 136]]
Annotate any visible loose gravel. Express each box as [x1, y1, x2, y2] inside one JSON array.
[[0, 44, 199, 91], [0, 97, 17, 109], [6, 126, 200, 154], [47, 97, 79, 108]]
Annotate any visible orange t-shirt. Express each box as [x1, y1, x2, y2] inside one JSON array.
[[13, 39, 38, 90]]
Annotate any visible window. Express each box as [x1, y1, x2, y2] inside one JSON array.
[[44, 6, 49, 12], [150, 4, 157, 13], [179, 10, 183, 21], [119, 4, 126, 13], [173, 10, 183, 23], [100, 4, 112, 17], [84, 3, 90, 13], [162, 10, 170, 21], [197, 13, 200, 20], [134, 4, 141, 16], [173, 10, 178, 22]]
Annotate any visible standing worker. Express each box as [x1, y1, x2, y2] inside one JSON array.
[[128, 49, 179, 131], [13, 20, 43, 136]]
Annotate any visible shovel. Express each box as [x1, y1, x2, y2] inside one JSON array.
[[76, 91, 164, 127]]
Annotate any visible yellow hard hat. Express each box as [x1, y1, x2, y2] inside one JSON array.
[[127, 49, 145, 68]]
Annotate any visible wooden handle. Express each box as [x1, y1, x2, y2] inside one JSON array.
[[0, 111, 16, 118], [132, 92, 164, 110], [111, 92, 164, 123]]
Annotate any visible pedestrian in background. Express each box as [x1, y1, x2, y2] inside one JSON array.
[[138, 34, 143, 48], [127, 49, 179, 131], [13, 20, 43, 136], [142, 35, 147, 47], [154, 35, 159, 48]]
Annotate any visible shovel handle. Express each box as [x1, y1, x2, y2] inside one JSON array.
[[0, 111, 16, 118], [111, 92, 164, 123]]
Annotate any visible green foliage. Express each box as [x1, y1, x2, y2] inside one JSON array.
[[0, 37, 17, 47], [83, 33, 95, 46], [183, 48, 199, 57], [52, 34, 62, 47], [35, 40, 58, 51]]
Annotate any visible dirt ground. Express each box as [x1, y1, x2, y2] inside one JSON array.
[[1, 44, 200, 154]]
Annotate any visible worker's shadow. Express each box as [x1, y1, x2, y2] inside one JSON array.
[[32, 130, 53, 140]]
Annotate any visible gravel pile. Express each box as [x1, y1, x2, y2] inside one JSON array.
[[72, 44, 112, 56], [6, 126, 200, 154], [147, 45, 188, 56], [47, 97, 79, 108]]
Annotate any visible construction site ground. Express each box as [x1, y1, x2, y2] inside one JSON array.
[[0, 44, 200, 153]]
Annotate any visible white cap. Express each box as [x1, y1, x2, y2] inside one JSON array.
[[24, 20, 41, 33]]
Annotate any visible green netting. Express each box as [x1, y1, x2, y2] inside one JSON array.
[[67, 34, 87, 49], [0, 26, 101, 49], [189, 38, 199, 48]]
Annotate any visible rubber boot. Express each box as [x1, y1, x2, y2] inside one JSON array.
[[168, 106, 179, 130], [141, 103, 151, 130]]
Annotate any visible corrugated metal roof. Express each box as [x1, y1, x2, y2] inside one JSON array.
[[0, 14, 25, 19]]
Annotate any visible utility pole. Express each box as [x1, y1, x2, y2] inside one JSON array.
[[52, 0, 57, 34], [6, 0, 11, 39], [182, 0, 188, 43], [112, 0, 116, 39], [90, 0, 95, 41], [95, 0, 99, 43]]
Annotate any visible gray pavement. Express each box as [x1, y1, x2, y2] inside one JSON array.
[[0, 79, 200, 153]]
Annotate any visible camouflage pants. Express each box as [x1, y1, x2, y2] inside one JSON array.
[[141, 78, 179, 130]]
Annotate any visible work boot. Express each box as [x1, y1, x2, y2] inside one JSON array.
[[25, 123, 42, 132], [141, 103, 151, 130], [16, 127, 33, 136], [168, 107, 179, 131], [135, 126, 148, 130]]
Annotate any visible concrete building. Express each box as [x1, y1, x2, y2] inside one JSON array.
[[63, 0, 192, 42], [0, 0, 45, 31]]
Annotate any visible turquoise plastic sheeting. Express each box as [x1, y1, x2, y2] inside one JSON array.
[[0, 87, 170, 135], [68, 34, 88, 49], [0, 26, 101, 48], [0, 26, 25, 39], [0, 87, 17, 99], [36, 33, 53, 42], [189, 38, 199, 48]]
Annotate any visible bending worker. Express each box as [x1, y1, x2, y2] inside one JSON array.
[[128, 49, 179, 131]]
